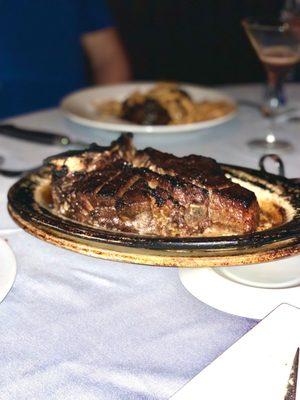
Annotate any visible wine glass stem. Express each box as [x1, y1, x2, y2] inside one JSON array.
[[265, 69, 287, 110], [265, 116, 277, 144]]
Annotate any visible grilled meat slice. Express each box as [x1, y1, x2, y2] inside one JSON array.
[[45, 133, 134, 176], [47, 133, 260, 236], [133, 147, 260, 233], [46, 133, 135, 230], [209, 184, 259, 233], [49, 159, 209, 236], [133, 147, 228, 188], [116, 168, 209, 235], [51, 161, 126, 230]]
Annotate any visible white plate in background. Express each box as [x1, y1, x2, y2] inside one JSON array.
[[0, 238, 17, 303], [179, 257, 300, 319], [60, 82, 236, 134]]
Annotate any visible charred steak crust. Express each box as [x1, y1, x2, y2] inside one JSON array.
[[131, 147, 259, 233], [46, 133, 260, 236]]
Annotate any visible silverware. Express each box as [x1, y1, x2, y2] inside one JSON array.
[[238, 100, 300, 121], [0, 155, 38, 178], [0, 167, 36, 178], [284, 347, 299, 400], [286, 116, 300, 123], [0, 156, 38, 178], [0, 124, 88, 147], [274, 113, 300, 124]]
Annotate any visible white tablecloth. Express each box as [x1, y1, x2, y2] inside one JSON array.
[[0, 84, 299, 400]]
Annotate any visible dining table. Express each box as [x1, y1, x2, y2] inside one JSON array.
[[0, 83, 299, 400]]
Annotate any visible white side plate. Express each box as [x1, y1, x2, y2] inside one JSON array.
[[0, 238, 17, 302], [179, 258, 300, 319], [0, 176, 21, 234], [60, 82, 236, 134]]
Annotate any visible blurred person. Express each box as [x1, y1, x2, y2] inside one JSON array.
[[0, 0, 131, 118], [109, 0, 284, 85]]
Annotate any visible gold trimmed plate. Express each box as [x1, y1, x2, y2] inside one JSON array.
[[7, 163, 300, 268]]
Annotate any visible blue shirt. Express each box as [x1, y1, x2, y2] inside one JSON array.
[[0, 0, 113, 118]]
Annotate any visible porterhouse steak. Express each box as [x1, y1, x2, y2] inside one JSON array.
[[46, 134, 259, 236]]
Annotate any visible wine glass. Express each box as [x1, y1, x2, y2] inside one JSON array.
[[242, 16, 300, 150]]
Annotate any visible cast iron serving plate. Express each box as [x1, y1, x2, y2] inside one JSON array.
[[7, 154, 300, 267]]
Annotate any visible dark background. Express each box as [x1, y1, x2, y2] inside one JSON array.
[[108, 0, 284, 85]]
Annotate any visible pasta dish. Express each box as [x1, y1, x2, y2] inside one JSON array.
[[95, 83, 235, 125]]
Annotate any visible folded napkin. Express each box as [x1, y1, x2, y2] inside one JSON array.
[[171, 303, 300, 400]]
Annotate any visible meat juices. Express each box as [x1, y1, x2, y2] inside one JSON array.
[[46, 134, 260, 237]]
